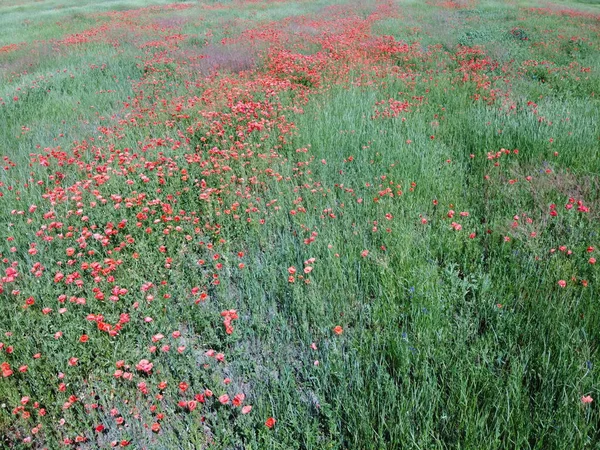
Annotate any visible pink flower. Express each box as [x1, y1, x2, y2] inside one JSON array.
[[581, 395, 593, 404], [135, 359, 153, 373], [557, 280, 567, 288], [241, 405, 252, 414], [218, 394, 229, 405]]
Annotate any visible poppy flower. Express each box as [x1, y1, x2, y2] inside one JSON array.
[[265, 417, 276, 428], [135, 359, 153, 373], [232, 393, 245, 406]]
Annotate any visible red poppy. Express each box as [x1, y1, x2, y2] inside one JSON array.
[[265, 417, 276, 428]]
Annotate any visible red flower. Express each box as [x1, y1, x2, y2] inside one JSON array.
[[265, 417, 276, 428], [232, 393, 245, 407], [333, 326, 343, 335]]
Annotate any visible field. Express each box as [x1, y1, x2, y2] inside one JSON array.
[[0, 0, 599, 448]]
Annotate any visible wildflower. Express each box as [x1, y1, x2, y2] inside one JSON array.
[[581, 395, 593, 404], [333, 326, 343, 335], [232, 393, 245, 406], [135, 359, 153, 373], [265, 417, 276, 428]]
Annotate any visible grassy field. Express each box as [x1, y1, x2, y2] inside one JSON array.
[[0, 0, 599, 448]]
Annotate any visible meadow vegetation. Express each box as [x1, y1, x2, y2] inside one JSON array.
[[0, 0, 599, 448]]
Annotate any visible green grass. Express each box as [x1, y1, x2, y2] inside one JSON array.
[[0, 0, 599, 448]]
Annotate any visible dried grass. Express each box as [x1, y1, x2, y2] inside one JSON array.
[[190, 42, 258, 76]]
